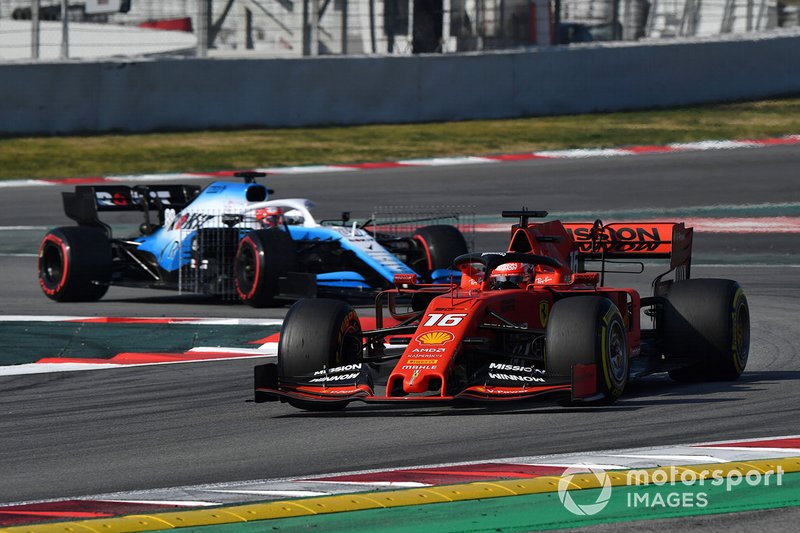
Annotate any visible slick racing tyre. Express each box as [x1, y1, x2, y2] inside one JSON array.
[[545, 296, 629, 404], [278, 299, 363, 411], [234, 228, 298, 307], [38, 226, 111, 302], [412, 225, 468, 280], [662, 279, 750, 382]]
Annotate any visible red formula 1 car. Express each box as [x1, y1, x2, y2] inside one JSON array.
[[254, 210, 750, 410]]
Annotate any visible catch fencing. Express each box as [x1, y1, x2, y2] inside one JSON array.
[[1, 0, 798, 60], [371, 205, 476, 251], [2, 26, 800, 134]]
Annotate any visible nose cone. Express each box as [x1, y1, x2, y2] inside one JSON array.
[[403, 372, 443, 394], [404, 372, 427, 393]]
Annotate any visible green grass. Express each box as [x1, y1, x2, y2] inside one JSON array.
[[2, 97, 800, 180]]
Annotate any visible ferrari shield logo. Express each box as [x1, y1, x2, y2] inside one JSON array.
[[539, 301, 550, 327]]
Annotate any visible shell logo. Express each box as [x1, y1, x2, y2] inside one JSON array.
[[415, 330, 455, 345]]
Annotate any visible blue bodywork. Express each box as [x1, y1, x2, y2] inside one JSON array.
[[131, 181, 434, 290]]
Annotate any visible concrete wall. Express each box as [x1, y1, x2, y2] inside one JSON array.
[[2, 30, 800, 135]]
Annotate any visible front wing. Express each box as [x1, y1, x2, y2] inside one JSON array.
[[254, 363, 573, 405]]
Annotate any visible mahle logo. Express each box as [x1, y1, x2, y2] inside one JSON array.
[[557, 467, 613, 516]]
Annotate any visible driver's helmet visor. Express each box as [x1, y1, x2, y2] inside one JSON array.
[[490, 262, 533, 285], [492, 274, 526, 284]]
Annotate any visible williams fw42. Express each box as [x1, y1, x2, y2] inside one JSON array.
[[255, 210, 750, 409], [37, 172, 469, 306]]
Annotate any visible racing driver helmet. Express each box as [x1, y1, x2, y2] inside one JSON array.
[[490, 262, 534, 289], [256, 206, 284, 228]]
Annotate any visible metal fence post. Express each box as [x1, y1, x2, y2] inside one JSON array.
[[60, 0, 68, 59], [341, 0, 349, 53], [310, 0, 319, 55], [197, 0, 209, 57], [31, 0, 40, 59]]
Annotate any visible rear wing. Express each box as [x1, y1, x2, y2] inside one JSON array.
[[63, 184, 201, 229], [563, 221, 693, 277]]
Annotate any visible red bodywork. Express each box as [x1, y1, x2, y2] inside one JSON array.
[[257, 216, 693, 404]]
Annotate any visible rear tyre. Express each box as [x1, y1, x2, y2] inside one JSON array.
[[545, 296, 629, 403], [663, 279, 749, 382], [38, 226, 111, 302], [234, 228, 298, 307], [412, 225, 468, 280], [278, 299, 363, 411]]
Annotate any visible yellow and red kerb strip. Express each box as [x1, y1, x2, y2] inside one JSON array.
[[4, 456, 800, 533]]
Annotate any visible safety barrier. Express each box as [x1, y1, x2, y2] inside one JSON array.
[[1, 29, 800, 135]]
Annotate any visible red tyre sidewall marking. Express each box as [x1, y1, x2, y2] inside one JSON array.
[[235, 236, 261, 301], [413, 235, 433, 272], [38, 234, 68, 295]]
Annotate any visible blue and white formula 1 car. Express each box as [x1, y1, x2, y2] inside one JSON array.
[[38, 172, 468, 306]]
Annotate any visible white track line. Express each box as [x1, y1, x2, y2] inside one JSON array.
[[3, 135, 799, 188]]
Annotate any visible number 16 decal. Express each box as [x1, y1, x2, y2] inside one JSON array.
[[423, 313, 467, 327]]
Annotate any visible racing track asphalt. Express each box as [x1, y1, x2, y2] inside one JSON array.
[[0, 146, 799, 530]]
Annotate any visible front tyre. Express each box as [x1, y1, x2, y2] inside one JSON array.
[[278, 299, 363, 411], [38, 226, 111, 302], [234, 228, 297, 307], [545, 296, 629, 403], [663, 279, 750, 381]]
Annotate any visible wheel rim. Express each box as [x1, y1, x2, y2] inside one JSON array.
[[41, 243, 64, 287], [236, 244, 257, 292], [733, 299, 750, 371], [606, 320, 628, 387], [340, 324, 363, 363]]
